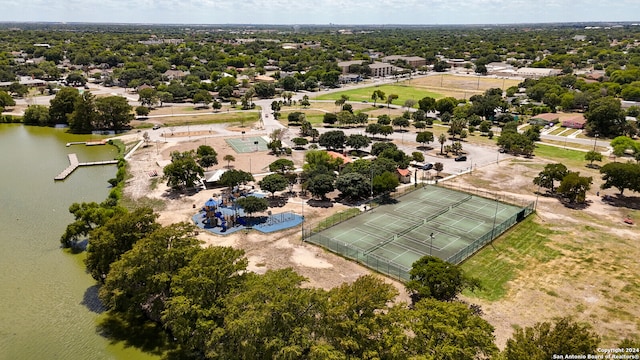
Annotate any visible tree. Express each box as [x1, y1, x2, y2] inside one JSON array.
[[49, 87, 81, 125], [371, 89, 385, 106], [0, 90, 15, 108], [533, 163, 568, 193], [372, 171, 399, 195], [269, 158, 295, 174], [193, 89, 212, 108], [220, 154, 235, 169], [300, 95, 311, 108], [320, 275, 398, 358], [23, 105, 50, 126], [318, 130, 346, 150], [386, 94, 399, 108], [610, 136, 640, 157], [406, 255, 479, 303], [323, 112, 338, 125], [307, 174, 335, 199], [162, 246, 247, 353], [412, 109, 427, 122], [135, 106, 150, 117], [95, 96, 134, 131], [60, 202, 123, 249], [196, 145, 218, 168], [163, 151, 205, 189], [292, 137, 309, 149], [267, 139, 284, 156], [435, 97, 458, 115], [235, 196, 269, 218], [158, 91, 173, 106], [66, 72, 87, 86], [392, 116, 410, 130], [438, 133, 447, 155], [219, 169, 254, 191], [345, 134, 371, 152], [259, 173, 288, 197], [584, 96, 626, 137], [99, 223, 201, 321], [600, 162, 640, 195], [85, 207, 160, 283], [434, 162, 444, 176], [416, 131, 434, 148], [412, 151, 425, 163], [138, 87, 158, 107], [377, 114, 391, 125], [211, 269, 321, 359], [403, 99, 417, 110], [418, 96, 436, 112], [365, 123, 382, 138], [475, 63, 488, 75], [335, 172, 371, 201], [405, 299, 498, 360], [69, 91, 97, 133], [379, 125, 394, 138], [270, 100, 281, 119], [253, 82, 275, 98], [503, 317, 600, 360], [336, 110, 355, 127], [584, 150, 603, 167], [558, 172, 592, 204]]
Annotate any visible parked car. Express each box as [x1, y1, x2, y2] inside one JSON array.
[[421, 163, 434, 170], [152, 124, 161, 130], [454, 155, 467, 162]]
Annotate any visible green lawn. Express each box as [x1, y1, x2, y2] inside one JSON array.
[[461, 216, 562, 301], [313, 85, 444, 106], [534, 143, 590, 167]]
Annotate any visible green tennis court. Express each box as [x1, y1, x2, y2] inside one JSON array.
[[304, 185, 534, 281], [225, 136, 269, 153]]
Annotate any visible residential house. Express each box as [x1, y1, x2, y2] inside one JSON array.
[[529, 113, 559, 126], [561, 115, 587, 129], [396, 168, 412, 184]]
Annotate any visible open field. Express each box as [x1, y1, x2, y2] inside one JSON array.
[[313, 84, 444, 105], [453, 157, 640, 348], [132, 112, 260, 128], [406, 74, 521, 94]]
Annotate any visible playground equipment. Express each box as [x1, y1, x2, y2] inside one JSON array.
[[215, 211, 228, 232]]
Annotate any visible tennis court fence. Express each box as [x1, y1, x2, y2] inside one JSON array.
[[446, 201, 535, 264], [305, 233, 412, 281]]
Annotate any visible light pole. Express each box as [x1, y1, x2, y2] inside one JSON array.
[[593, 133, 599, 152], [429, 233, 434, 256]]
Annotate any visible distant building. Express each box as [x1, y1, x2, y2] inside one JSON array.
[[369, 62, 395, 77], [382, 55, 426, 68], [337, 60, 364, 74], [516, 67, 561, 79]]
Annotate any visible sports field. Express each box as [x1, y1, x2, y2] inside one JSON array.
[[304, 185, 533, 281], [225, 136, 269, 153], [313, 84, 444, 105]]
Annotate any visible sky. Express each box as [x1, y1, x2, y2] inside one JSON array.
[[0, 0, 638, 25]]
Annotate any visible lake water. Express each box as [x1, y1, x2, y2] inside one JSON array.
[[0, 125, 156, 360]]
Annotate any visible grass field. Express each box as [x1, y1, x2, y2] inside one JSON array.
[[313, 84, 444, 105], [134, 112, 260, 128], [461, 216, 561, 301]]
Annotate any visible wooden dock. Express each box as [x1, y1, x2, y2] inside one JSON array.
[[54, 153, 118, 180]]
